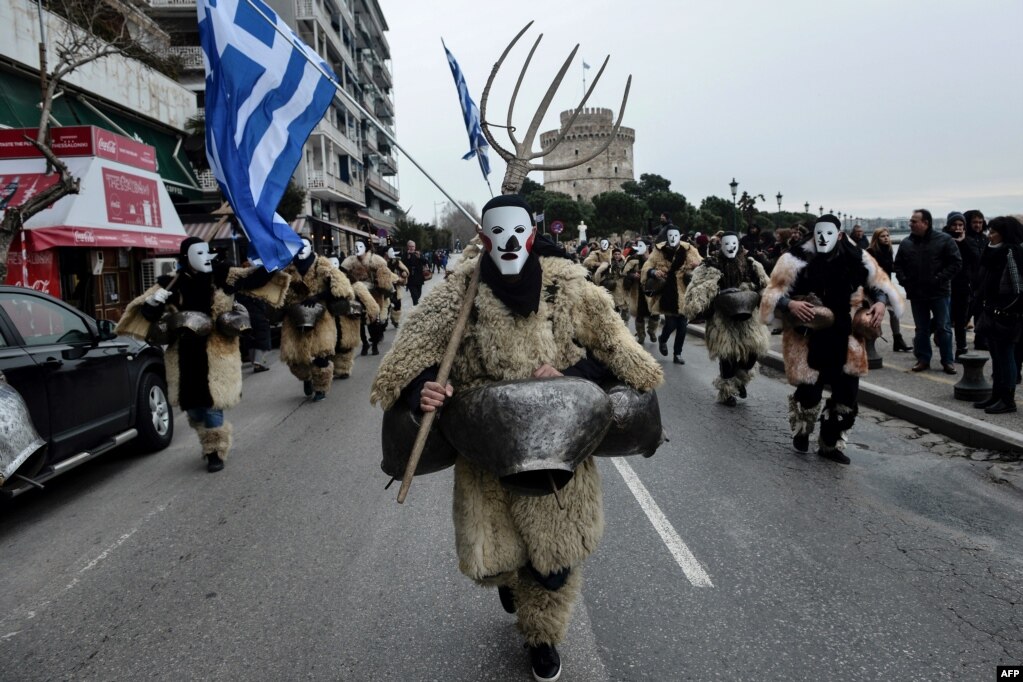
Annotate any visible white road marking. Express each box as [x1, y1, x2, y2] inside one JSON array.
[[611, 458, 714, 587]]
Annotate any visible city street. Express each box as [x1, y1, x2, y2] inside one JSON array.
[[1, 276, 1021, 681]]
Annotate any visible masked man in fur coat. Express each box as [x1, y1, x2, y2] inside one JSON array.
[[759, 215, 905, 464], [370, 195, 662, 682], [624, 240, 659, 345], [117, 237, 288, 472], [385, 246, 409, 328], [593, 246, 630, 322], [642, 227, 703, 365], [581, 237, 613, 278], [683, 232, 771, 406], [342, 239, 396, 356], [280, 238, 355, 401], [326, 256, 380, 380]]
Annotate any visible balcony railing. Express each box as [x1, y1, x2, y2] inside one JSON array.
[[147, 0, 197, 7], [166, 45, 204, 70], [366, 170, 398, 201], [306, 169, 363, 203]]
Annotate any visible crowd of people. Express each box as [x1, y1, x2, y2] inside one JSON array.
[[115, 200, 1021, 682]]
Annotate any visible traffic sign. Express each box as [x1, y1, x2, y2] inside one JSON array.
[[550, 220, 564, 234]]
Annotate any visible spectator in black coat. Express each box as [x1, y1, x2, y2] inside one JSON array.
[[964, 209, 990, 349], [867, 227, 911, 352], [894, 209, 962, 374], [402, 240, 426, 305], [944, 212, 978, 357]]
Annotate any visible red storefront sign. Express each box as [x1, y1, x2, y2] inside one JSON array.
[[102, 168, 162, 227], [4, 234, 61, 298], [0, 173, 62, 211], [0, 127, 157, 173]]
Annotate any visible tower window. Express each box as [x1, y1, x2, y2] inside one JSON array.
[[614, 166, 618, 173], [574, 149, 579, 155], [587, 167, 591, 173]]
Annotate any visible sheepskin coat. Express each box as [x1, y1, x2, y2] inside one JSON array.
[[593, 258, 629, 310], [280, 255, 354, 365], [342, 253, 395, 321], [759, 241, 905, 385], [118, 266, 289, 410], [371, 254, 663, 580], [337, 281, 381, 352], [387, 257, 410, 296], [641, 241, 703, 315], [683, 253, 771, 362], [623, 255, 649, 317], [582, 247, 612, 273]]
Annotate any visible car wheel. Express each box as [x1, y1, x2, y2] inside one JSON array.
[[135, 373, 173, 452]]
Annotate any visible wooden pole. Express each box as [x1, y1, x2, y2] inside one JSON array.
[[396, 260, 482, 503]]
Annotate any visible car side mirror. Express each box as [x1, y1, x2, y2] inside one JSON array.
[[97, 319, 118, 341]]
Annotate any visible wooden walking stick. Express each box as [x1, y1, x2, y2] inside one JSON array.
[[396, 259, 481, 504]]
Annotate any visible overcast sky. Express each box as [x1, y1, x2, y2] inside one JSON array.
[[381, 0, 1023, 227]]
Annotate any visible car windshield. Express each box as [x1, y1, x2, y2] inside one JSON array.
[[0, 293, 91, 346]]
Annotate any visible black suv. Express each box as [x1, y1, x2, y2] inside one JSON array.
[[0, 285, 173, 497]]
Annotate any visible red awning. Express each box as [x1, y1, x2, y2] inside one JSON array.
[[25, 225, 186, 251]]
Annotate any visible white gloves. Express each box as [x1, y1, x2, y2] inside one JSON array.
[[146, 288, 171, 306]]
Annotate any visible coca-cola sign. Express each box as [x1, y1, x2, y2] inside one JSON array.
[[103, 168, 162, 228], [0, 127, 157, 172]]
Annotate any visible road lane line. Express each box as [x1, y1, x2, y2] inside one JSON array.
[[610, 458, 714, 587]]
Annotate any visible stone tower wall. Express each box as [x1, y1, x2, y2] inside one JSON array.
[[539, 107, 635, 202]]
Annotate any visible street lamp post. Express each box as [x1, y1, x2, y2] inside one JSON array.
[[775, 191, 783, 231], [819, 205, 824, 216], [729, 177, 738, 231], [804, 201, 810, 215]]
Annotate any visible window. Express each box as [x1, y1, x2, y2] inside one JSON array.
[[574, 149, 578, 156], [338, 154, 350, 183], [0, 293, 90, 347], [587, 167, 592, 173], [614, 166, 618, 174]]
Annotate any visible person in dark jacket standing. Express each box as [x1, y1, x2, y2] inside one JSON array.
[[894, 209, 963, 374], [971, 216, 1023, 414], [402, 240, 426, 305], [963, 209, 990, 349], [867, 227, 911, 352], [944, 212, 978, 358]]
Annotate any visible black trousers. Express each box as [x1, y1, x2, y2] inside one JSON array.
[[720, 355, 757, 378], [794, 368, 859, 409], [408, 284, 422, 305], [658, 314, 688, 356]]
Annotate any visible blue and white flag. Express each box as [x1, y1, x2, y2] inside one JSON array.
[[198, 0, 336, 270], [441, 40, 490, 180]]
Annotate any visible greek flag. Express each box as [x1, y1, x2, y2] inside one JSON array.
[[442, 40, 490, 180], [198, 0, 336, 270]]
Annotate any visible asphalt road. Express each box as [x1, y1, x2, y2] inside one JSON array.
[[1, 272, 1021, 681]]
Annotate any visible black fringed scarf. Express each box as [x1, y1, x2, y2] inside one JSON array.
[[480, 251, 543, 318]]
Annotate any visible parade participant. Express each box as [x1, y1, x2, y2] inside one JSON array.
[[402, 240, 426, 305], [342, 239, 396, 356], [624, 239, 659, 344], [280, 238, 355, 401], [326, 255, 379, 380], [594, 246, 630, 322], [582, 237, 613, 277], [760, 215, 904, 464], [118, 237, 288, 472], [683, 232, 770, 406], [371, 195, 662, 682], [642, 226, 703, 365], [385, 246, 410, 328]]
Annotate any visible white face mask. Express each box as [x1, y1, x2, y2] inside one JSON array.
[[600, 239, 610, 251], [387, 247, 396, 260], [720, 235, 740, 259], [814, 222, 840, 254], [356, 241, 367, 257], [633, 241, 647, 256], [666, 229, 681, 248], [186, 242, 214, 273], [479, 205, 535, 276], [327, 256, 340, 269], [297, 238, 313, 260]]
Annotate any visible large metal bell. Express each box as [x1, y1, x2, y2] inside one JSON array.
[[714, 288, 761, 322], [440, 377, 612, 496], [215, 302, 251, 337], [285, 302, 326, 331], [591, 381, 665, 458], [165, 310, 214, 337], [0, 380, 45, 486], [380, 403, 458, 479]]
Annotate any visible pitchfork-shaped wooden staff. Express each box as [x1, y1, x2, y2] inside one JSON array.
[[396, 22, 631, 504]]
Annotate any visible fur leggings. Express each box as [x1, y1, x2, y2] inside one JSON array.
[[501, 565, 583, 646]]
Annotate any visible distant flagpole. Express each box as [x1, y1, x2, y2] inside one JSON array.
[[582, 59, 591, 98], [234, 0, 481, 229]]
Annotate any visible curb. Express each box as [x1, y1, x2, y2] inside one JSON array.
[[686, 324, 1023, 456]]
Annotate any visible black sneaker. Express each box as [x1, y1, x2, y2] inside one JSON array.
[[792, 433, 809, 453], [722, 395, 737, 407], [738, 385, 747, 399], [658, 341, 668, 356], [672, 355, 685, 365], [303, 380, 313, 396], [498, 585, 516, 614], [361, 344, 369, 356], [371, 344, 379, 356], [649, 331, 657, 343], [818, 448, 851, 465], [206, 453, 224, 473], [528, 643, 561, 682], [312, 391, 326, 402]]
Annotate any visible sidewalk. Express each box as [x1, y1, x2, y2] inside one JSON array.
[[688, 320, 1021, 457]]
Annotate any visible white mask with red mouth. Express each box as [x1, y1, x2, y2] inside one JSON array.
[[479, 205, 536, 276]]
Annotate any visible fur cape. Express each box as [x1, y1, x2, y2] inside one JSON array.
[[641, 241, 703, 315], [280, 255, 354, 365], [593, 260, 629, 309], [371, 254, 663, 580], [117, 267, 290, 410], [623, 256, 646, 316], [759, 244, 906, 385], [582, 247, 612, 272], [388, 258, 410, 292], [343, 253, 395, 322], [683, 257, 770, 362]]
